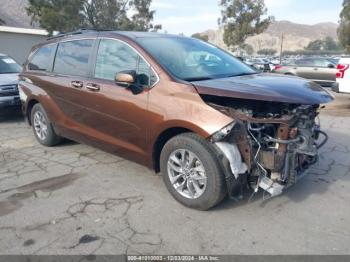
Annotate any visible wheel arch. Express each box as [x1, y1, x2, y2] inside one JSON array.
[[26, 99, 40, 125], [151, 118, 230, 172], [152, 127, 194, 173]]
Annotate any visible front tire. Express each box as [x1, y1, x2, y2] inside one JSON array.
[[31, 103, 62, 147], [160, 133, 226, 210]]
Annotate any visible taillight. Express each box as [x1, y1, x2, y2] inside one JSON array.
[[274, 65, 282, 70], [336, 64, 349, 79]]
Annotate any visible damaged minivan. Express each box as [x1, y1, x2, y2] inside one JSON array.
[[19, 30, 333, 210]]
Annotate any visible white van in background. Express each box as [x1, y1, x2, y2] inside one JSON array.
[[334, 57, 350, 94]]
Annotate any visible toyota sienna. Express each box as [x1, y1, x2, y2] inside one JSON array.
[[19, 30, 333, 210]]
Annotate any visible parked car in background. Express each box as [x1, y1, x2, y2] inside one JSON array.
[[329, 57, 340, 65], [0, 54, 21, 111], [274, 58, 337, 87], [244, 58, 272, 72], [19, 30, 332, 210], [334, 57, 350, 94]]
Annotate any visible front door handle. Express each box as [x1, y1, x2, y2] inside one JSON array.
[[86, 83, 100, 92], [71, 81, 83, 88]]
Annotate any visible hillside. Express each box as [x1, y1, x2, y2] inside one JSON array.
[[200, 21, 339, 53]]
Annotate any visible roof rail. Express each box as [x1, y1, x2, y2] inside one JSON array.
[[47, 28, 113, 40]]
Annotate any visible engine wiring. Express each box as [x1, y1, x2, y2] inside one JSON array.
[[247, 122, 270, 202]]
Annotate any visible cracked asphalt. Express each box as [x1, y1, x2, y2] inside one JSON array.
[[0, 93, 350, 255]]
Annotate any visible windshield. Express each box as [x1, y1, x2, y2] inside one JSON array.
[[137, 37, 256, 81], [0, 56, 22, 74]]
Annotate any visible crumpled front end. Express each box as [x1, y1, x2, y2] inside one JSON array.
[[204, 95, 328, 199]]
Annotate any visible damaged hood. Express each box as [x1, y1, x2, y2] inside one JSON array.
[[192, 73, 333, 105]]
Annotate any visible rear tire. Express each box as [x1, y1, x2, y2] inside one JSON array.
[[332, 84, 340, 93], [31, 103, 62, 147], [160, 133, 226, 210]]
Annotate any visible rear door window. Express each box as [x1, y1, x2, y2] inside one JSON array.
[[28, 44, 57, 72], [313, 59, 333, 68], [296, 59, 314, 67], [53, 40, 94, 77]]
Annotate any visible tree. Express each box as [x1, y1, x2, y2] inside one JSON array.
[[305, 37, 342, 52], [191, 33, 209, 42], [81, 0, 130, 30], [305, 39, 324, 51], [219, 0, 273, 51], [244, 44, 254, 55], [257, 48, 276, 56], [338, 0, 350, 53], [83, 0, 161, 31], [27, 0, 84, 34], [130, 0, 161, 31], [27, 0, 161, 34], [323, 36, 342, 51]]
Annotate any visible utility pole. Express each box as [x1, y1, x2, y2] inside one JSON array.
[[279, 33, 284, 64]]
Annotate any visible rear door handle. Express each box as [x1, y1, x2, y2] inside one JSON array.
[[86, 83, 100, 92], [71, 81, 83, 88]]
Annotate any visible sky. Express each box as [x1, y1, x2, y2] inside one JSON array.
[[150, 0, 344, 36]]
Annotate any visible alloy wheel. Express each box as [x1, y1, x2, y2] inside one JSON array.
[[167, 149, 207, 199], [33, 111, 48, 141]]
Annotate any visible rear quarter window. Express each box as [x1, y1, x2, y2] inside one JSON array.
[[28, 44, 57, 72], [53, 40, 94, 77]]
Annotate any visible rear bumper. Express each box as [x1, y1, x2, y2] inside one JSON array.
[[0, 95, 21, 108]]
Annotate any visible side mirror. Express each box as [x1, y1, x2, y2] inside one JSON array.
[[115, 70, 144, 95], [115, 70, 136, 86], [328, 64, 335, 69]]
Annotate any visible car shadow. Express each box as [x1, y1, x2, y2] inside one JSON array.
[[0, 109, 25, 123], [57, 139, 80, 147], [213, 128, 350, 211]]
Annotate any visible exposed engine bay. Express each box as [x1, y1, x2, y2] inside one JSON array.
[[203, 95, 328, 199]]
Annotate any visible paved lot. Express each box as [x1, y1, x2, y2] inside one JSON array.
[[0, 94, 350, 255]]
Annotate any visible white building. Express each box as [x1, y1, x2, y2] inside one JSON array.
[[0, 26, 48, 65]]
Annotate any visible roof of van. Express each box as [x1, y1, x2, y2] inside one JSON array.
[[108, 31, 184, 39], [47, 29, 186, 41]]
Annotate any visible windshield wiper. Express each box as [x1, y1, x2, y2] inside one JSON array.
[[184, 76, 213, 82], [229, 72, 257, 77]]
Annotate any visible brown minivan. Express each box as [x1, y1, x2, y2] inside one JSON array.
[[19, 30, 333, 210]]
